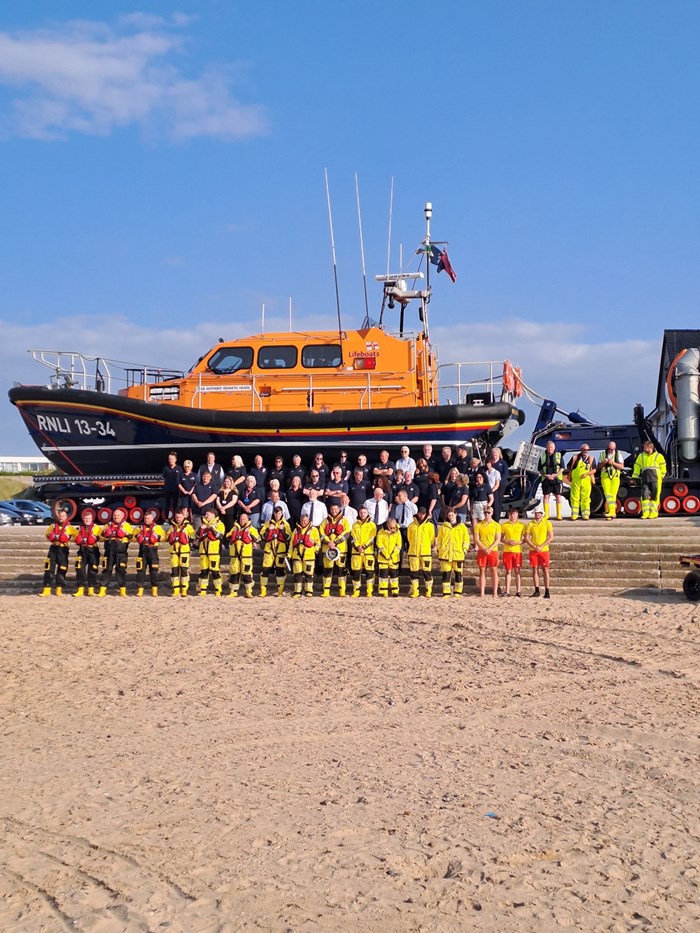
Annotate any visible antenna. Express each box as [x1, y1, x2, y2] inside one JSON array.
[[261, 302, 265, 334], [386, 176, 394, 275], [289, 297, 292, 332], [324, 168, 344, 363], [355, 173, 370, 328]]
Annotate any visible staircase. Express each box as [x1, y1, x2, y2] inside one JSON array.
[[2, 518, 698, 597]]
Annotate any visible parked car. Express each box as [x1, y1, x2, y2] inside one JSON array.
[[0, 500, 40, 525], [10, 500, 53, 523], [0, 507, 21, 526]]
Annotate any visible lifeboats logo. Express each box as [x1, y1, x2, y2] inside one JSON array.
[[349, 341, 380, 359]]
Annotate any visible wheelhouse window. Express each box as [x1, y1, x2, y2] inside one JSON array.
[[258, 346, 298, 369], [207, 346, 254, 375], [302, 344, 342, 368]]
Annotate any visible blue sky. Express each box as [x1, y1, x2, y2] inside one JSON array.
[[2, 1, 699, 453]]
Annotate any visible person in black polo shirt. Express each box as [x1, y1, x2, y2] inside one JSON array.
[[198, 452, 225, 493], [310, 452, 329, 488], [437, 446, 456, 482], [337, 450, 352, 483], [354, 453, 370, 482], [191, 471, 217, 529], [250, 454, 268, 490], [269, 456, 288, 490], [373, 449, 395, 483], [162, 451, 183, 521], [304, 469, 325, 495], [324, 464, 349, 500], [287, 454, 306, 488], [455, 444, 471, 475], [349, 468, 372, 511]]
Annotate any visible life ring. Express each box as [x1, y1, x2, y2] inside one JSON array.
[[673, 483, 689, 497], [129, 506, 145, 524], [512, 366, 523, 397], [623, 497, 641, 516], [666, 349, 687, 415], [682, 495, 700, 514], [97, 506, 113, 524], [662, 495, 681, 514], [503, 360, 515, 394]]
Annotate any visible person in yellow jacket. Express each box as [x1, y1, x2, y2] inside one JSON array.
[[525, 505, 554, 598], [598, 441, 625, 520], [167, 506, 195, 597], [259, 506, 291, 596], [98, 506, 135, 597], [567, 445, 596, 521], [436, 507, 470, 597], [631, 440, 667, 519], [73, 507, 102, 597], [406, 506, 436, 598], [195, 505, 226, 596], [500, 506, 525, 597], [135, 508, 167, 597], [39, 506, 78, 596], [376, 516, 402, 597], [350, 506, 377, 597], [474, 505, 501, 599], [228, 512, 260, 597], [289, 513, 320, 598], [320, 502, 352, 597]]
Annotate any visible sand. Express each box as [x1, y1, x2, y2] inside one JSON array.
[[0, 592, 698, 932]]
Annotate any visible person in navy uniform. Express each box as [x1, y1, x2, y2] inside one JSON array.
[[162, 451, 183, 521], [178, 459, 197, 517], [310, 452, 329, 487], [197, 451, 225, 493], [191, 471, 217, 529], [250, 454, 268, 490], [269, 456, 288, 490], [373, 449, 395, 483], [287, 454, 306, 488], [349, 468, 372, 510]]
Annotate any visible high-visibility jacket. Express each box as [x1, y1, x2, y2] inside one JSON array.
[[376, 528, 402, 565], [260, 519, 291, 554], [631, 450, 667, 483], [351, 518, 377, 554], [46, 521, 77, 545], [289, 523, 320, 561], [436, 521, 470, 562], [196, 518, 225, 556], [229, 523, 260, 558], [320, 515, 352, 555], [407, 517, 435, 557], [539, 451, 562, 480], [168, 521, 195, 554]]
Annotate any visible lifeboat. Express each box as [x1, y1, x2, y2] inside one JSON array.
[[9, 204, 525, 476]]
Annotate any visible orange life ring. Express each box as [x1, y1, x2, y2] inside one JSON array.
[[503, 360, 515, 394]]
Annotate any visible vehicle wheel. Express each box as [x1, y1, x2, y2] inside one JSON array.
[[54, 498, 77, 521], [124, 495, 137, 508], [673, 483, 689, 497], [682, 495, 700, 514], [590, 485, 605, 514], [683, 570, 700, 601], [97, 506, 113, 524], [129, 506, 144, 523], [662, 495, 681, 515], [623, 496, 641, 516]]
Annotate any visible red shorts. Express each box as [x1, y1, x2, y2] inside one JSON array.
[[503, 552, 522, 571], [477, 550, 499, 568], [529, 551, 550, 568]]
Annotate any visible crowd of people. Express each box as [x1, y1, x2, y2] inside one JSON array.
[[37, 438, 669, 599], [38, 444, 554, 600]]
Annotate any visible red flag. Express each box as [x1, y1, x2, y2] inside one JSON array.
[[439, 248, 457, 283]]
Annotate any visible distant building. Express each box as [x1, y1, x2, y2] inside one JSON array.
[[0, 455, 53, 474]]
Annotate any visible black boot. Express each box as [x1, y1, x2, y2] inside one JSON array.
[[529, 588, 541, 598]]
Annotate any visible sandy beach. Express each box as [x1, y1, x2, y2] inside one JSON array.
[[1, 592, 698, 931]]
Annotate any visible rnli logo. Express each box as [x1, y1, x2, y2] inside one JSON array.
[[365, 340, 379, 351]]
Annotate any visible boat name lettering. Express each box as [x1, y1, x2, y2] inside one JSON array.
[[36, 414, 116, 437], [348, 350, 379, 359], [199, 385, 252, 393]]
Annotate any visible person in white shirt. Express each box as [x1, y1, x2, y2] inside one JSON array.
[[338, 493, 357, 527], [260, 490, 290, 524], [395, 446, 417, 477], [301, 488, 328, 527], [363, 486, 389, 527]]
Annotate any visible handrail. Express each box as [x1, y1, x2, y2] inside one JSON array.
[[27, 349, 183, 395], [437, 360, 506, 404]]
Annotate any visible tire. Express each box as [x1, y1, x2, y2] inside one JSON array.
[[682, 495, 700, 514], [673, 483, 689, 497], [124, 495, 137, 508], [662, 495, 681, 515], [623, 496, 641, 516], [97, 506, 113, 524], [129, 507, 144, 523], [54, 498, 77, 521], [683, 570, 700, 601], [590, 485, 605, 514]]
